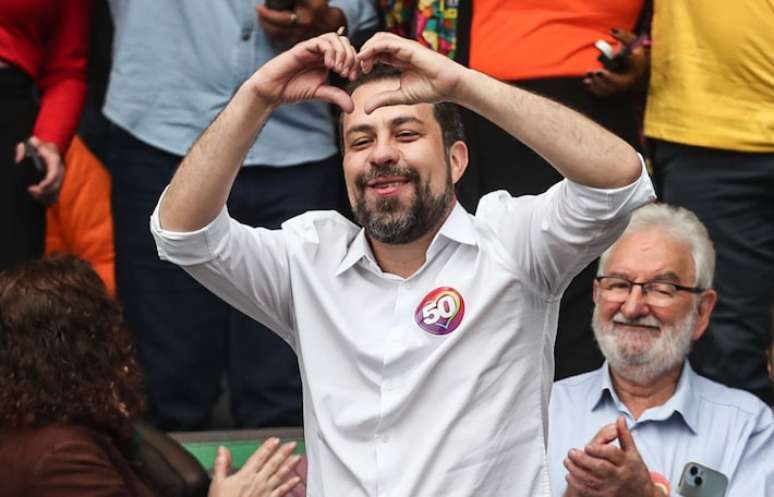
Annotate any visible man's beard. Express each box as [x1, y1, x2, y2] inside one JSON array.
[[591, 304, 696, 383], [352, 164, 453, 245]]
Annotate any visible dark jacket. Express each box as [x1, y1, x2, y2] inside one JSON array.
[[0, 424, 156, 497]]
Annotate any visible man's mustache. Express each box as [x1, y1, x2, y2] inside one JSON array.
[[355, 165, 420, 189], [611, 312, 661, 329]]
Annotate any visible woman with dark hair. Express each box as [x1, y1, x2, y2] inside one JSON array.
[[0, 256, 302, 497]]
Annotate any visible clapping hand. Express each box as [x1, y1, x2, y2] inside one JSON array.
[[563, 417, 660, 497], [208, 438, 303, 497]]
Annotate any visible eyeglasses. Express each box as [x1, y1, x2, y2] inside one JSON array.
[[595, 276, 706, 307]]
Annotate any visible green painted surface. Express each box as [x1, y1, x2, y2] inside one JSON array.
[[183, 439, 306, 472]]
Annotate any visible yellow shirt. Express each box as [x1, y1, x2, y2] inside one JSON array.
[[644, 0, 774, 152]]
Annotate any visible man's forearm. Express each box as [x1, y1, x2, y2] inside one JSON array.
[[454, 69, 642, 188], [159, 84, 274, 231]]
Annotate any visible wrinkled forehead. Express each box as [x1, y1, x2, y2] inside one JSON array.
[[343, 79, 437, 131], [606, 229, 696, 282]]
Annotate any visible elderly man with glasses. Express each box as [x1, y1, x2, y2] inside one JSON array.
[[547, 203, 774, 497]]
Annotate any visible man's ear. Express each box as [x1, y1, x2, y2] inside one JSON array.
[[692, 289, 717, 341], [592, 279, 600, 304], [449, 141, 468, 184]]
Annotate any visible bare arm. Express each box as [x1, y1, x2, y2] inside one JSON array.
[[455, 71, 641, 187], [357, 33, 642, 189], [159, 33, 359, 232]]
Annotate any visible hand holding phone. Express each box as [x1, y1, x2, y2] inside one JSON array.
[[20, 139, 46, 186], [584, 28, 650, 98], [595, 33, 649, 73]]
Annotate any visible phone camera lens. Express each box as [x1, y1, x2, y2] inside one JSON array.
[[690, 466, 699, 476], [695, 477, 703, 486]]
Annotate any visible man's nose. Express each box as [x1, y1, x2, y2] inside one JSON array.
[[368, 138, 399, 166], [620, 285, 650, 319]]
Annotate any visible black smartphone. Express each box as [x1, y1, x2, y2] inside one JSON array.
[[20, 140, 46, 186], [595, 33, 648, 73], [265, 0, 295, 11]]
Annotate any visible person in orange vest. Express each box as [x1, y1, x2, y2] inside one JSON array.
[[45, 135, 116, 297]]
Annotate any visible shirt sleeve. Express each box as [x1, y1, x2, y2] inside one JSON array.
[[330, 0, 378, 37], [150, 191, 296, 345], [477, 157, 655, 297], [33, 0, 93, 152]]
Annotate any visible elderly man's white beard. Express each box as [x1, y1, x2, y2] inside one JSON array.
[[592, 304, 696, 383]]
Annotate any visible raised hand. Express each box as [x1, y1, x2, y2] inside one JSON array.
[[247, 32, 358, 112], [208, 438, 302, 497], [356, 32, 467, 114], [564, 417, 658, 497]]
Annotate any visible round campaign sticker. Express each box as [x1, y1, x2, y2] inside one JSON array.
[[414, 287, 465, 335]]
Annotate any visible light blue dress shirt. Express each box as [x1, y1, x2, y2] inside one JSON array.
[[103, 0, 376, 166], [548, 362, 773, 497]]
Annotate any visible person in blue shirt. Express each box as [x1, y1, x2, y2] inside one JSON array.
[[548, 203, 774, 497], [102, 0, 377, 431]]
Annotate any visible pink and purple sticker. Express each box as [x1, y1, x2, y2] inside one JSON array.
[[414, 286, 465, 335]]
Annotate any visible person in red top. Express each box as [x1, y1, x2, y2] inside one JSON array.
[[0, 0, 92, 269]]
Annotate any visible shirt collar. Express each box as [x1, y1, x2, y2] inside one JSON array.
[[590, 362, 620, 412], [335, 202, 477, 276], [641, 361, 699, 434], [335, 228, 375, 276], [590, 361, 699, 434], [433, 201, 477, 248]]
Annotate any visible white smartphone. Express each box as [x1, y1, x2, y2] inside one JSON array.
[[677, 462, 728, 497]]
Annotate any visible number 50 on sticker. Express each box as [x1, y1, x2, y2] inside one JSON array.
[[414, 287, 465, 335]]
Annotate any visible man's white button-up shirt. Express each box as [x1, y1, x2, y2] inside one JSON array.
[[151, 165, 654, 497]]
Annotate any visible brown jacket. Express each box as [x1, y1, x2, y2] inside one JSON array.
[[0, 424, 156, 497]]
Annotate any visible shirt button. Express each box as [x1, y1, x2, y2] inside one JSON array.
[[241, 29, 252, 41]]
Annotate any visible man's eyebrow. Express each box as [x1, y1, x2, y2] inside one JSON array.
[[604, 271, 683, 283], [650, 271, 682, 283], [390, 116, 424, 127], [345, 116, 426, 138], [345, 124, 374, 137]]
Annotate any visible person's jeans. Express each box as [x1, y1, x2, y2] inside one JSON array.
[[654, 139, 774, 404], [107, 123, 345, 429]]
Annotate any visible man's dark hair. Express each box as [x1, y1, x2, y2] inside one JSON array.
[[341, 64, 465, 152], [0, 256, 144, 442]]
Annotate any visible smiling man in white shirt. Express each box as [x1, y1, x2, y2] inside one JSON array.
[[151, 32, 654, 497]]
